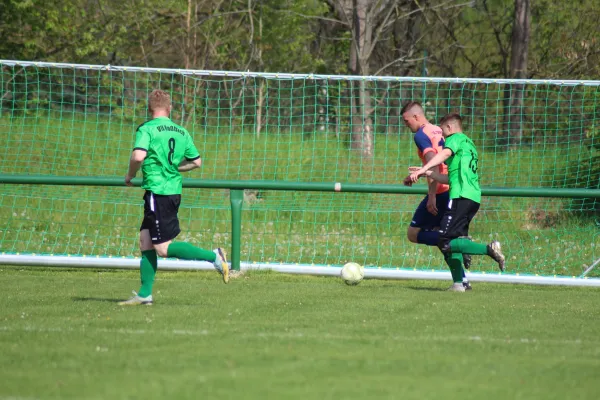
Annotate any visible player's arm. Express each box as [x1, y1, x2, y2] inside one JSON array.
[[179, 133, 201, 173], [423, 152, 440, 215], [410, 148, 452, 183], [178, 157, 201, 172], [407, 166, 449, 184], [125, 149, 147, 186], [125, 124, 150, 186], [424, 169, 449, 184], [404, 131, 436, 187], [423, 152, 439, 195]]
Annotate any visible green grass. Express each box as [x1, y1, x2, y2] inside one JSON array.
[[1, 266, 600, 400]]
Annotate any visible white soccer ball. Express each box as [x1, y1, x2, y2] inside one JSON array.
[[341, 262, 364, 285]]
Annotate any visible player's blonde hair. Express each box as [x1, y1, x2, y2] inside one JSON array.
[[439, 113, 463, 129], [400, 101, 424, 116], [148, 89, 171, 112]]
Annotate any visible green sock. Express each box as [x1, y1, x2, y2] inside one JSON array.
[[167, 242, 216, 262], [450, 238, 488, 255], [445, 252, 465, 283], [138, 250, 158, 298]]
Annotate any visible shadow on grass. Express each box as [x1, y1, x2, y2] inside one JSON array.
[[72, 296, 122, 303], [71, 296, 198, 306], [404, 286, 447, 292]]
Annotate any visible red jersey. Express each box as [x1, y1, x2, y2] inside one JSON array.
[[413, 123, 449, 194]]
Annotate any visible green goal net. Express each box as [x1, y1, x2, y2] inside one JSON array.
[[1, 61, 599, 278]]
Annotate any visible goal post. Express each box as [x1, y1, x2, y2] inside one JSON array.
[[1, 60, 599, 285]]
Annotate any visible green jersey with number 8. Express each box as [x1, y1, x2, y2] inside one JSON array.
[[443, 132, 481, 203], [133, 116, 200, 195]]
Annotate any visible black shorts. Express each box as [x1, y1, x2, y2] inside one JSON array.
[[438, 197, 480, 252], [140, 191, 181, 244]]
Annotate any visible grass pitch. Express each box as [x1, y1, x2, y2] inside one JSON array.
[[1, 266, 600, 400]]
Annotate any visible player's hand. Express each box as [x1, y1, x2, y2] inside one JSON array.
[[409, 169, 424, 183], [427, 196, 438, 216], [125, 174, 135, 187], [404, 167, 425, 186]]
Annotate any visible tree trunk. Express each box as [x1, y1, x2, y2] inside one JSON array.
[[316, 79, 331, 133], [255, 80, 265, 137], [254, 1, 265, 137], [503, 0, 530, 147], [181, 0, 193, 123], [350, 80, 374, 157], [348, 0, 374, 157]]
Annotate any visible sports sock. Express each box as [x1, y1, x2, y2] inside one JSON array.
[[445, 252, 465, 283], [167, 242, 217, 262], [450, 238, 488, 255], [138, 250, 158, 298], [417, 230, 440, 246]]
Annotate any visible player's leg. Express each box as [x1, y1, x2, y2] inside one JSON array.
[[155, 240, 229, 282], [445, 200, 505, 271], [149, 193, 230, 283], [440, 199, 479, 290], [452, 238, 505, 271], [119, 192, 163, 305], [459, 218, 473, 270], [486, 241, 505, 271], [446, 252, 466, 292], [430, 192, 472, 287], [413, 194, 467, 289], [119, 202, 158, 305], [437, 199, 469, 290], [431, 227, 470, 288], [407, 193, 448, 246], [137, 229, 158, 299], [451, 206, 473, 272], [154, 240, 214, 262], [456, 236, 472, 289], [462, 252, 472, 271], [456, 235, 472, 289]]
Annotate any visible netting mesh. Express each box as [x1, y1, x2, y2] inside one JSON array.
[[1, 62, 599, 276]]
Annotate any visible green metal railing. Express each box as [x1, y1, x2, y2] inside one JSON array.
[[2, 174, 600, 271]]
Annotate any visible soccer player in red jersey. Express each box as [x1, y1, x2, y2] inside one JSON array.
[[401, 102, 471, 289]]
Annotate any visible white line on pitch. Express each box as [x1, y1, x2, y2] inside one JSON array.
[[0, 325, 590, 346]]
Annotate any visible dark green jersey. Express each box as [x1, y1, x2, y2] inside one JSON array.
[[133, 116, 200, 195], [443, 132, 481, 203]]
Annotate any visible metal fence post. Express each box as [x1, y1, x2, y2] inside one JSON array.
[[229, 189, 244, 271]]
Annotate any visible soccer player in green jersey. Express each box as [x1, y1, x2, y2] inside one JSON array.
[[409, 113, 505, 292], [401, 101, 471, 290], [119, 89, 229, 305]]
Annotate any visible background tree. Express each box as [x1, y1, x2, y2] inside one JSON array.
[[503, 0, 530, 147], [2, 0, 600, 153], [3, 0, 598, 80], [325, 0, 415, 157]]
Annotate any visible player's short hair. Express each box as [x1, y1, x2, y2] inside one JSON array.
[[439, 113, 463, 129], [400, 101, 424, 116], [148, 89, 171, 112]]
